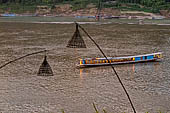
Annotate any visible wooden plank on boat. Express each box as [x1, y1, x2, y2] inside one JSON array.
[[77, 52, 162, 68]]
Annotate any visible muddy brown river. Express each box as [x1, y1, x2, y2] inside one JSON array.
[[0, 18, 170, 113]]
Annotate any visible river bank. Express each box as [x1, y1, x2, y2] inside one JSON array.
[[0, 16, 170, 26], [1, 4, 170, 20]]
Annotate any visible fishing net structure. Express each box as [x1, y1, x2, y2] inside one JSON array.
[[37, 56, 53, 76], [66, 23, 86, 48]]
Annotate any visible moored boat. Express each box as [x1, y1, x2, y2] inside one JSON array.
[[1, 13, 16, 17], [78, 52, 162, 68]]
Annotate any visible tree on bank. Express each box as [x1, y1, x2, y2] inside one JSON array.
[[0, 0, 169, 4], [0, 0, 169, 13]]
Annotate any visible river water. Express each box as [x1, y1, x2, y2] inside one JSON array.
[[0, 17, 170, 113]]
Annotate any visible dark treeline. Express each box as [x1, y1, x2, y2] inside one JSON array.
[[0, 0, 170, 13], [0, 0, 170, 4], [119, 0, 170, 6], [0, 0, 63, 4]]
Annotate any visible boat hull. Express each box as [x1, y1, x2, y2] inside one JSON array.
[[78, 52, 162, 68]]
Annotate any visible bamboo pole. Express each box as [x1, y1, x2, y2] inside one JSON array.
[[0, 50, 47, 70], [77, 23, 137, 113]]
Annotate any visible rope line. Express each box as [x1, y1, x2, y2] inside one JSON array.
[[0, 50, 47, 70], [77, 23, 137, 113]]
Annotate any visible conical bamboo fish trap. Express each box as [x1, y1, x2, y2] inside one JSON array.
[[66, 23, 86, 48], [37, 56, 53, 76]]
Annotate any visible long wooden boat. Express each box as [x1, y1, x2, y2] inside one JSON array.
[[78, 52, 162, 68]]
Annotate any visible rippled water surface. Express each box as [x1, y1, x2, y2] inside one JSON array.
[[0, 18, 170, 113]]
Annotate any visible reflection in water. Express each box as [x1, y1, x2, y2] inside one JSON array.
[[131, 64, 135, 80], [132, 64, 135, 73], [132, 62, 161, 72], [79, 62, 161, 80], [79, 69, 88, 79], [79, 66, 111, 78]]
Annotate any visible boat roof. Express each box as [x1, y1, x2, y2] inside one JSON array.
[[80, 52, 162, 60]]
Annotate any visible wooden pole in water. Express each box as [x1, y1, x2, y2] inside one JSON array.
[[77, 23, 137, 113], [96, 0, 102, 21]]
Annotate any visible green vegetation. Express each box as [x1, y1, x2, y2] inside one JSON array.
[[0, 0, 170, 13], [0, 3, 37, 13]]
